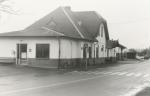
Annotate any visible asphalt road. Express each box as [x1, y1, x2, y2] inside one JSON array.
[[0, 59, 150, 96]]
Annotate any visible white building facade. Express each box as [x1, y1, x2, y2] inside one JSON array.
[[0, 6, 119, 69]]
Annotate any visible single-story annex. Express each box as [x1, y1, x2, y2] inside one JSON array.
[[0, 6, 124, 69]]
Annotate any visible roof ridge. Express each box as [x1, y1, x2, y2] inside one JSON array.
[[61, 7, 84, 38], [73, 11, 96, 13]]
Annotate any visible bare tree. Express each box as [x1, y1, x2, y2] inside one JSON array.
[[0, 0, 16, 14]]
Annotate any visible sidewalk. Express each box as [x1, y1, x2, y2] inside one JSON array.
[[95, 59, 141, 68], [117, 59, 142, 64], [0, 59, 142, 74], [61, 59, 142, 72]]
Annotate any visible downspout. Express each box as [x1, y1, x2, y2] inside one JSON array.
[[71, 41, 72, 68], [58, 37, 61, 69], [16, 44, 19, 65], [94, 44, 95, 65], [121, 48, 123, 60], [85, 45, 88, 71], [18, 44, 21, 65]]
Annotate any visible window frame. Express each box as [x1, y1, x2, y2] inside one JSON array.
[[36, 44, 50, 59], [96, 46, 99, 58], [101, 45, 104, 52], [89, 46, 92, 58], [100, 24, 104, 37]]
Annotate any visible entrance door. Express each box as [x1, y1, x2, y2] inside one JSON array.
[[16, 44, 27, 65]]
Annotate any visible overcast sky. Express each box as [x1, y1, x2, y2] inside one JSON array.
[[0, 0, 150, 49]]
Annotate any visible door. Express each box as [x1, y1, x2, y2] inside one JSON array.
[[16, 44, 27, 65], [83, 47, 87, 59]]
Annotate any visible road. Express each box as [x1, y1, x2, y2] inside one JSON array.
[[0, 59, 150, 96]]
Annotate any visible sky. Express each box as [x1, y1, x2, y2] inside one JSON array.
[[0, 0, 150, 49]]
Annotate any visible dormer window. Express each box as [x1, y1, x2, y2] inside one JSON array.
[[101, 26, 104, 37], [78, 21, 82, 26], [46, 18, 57, 30]]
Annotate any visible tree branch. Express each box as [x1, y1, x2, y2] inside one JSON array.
[[0, 0, 17, 14]]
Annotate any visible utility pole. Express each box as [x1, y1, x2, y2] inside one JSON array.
[[85, 45, 88, 71]]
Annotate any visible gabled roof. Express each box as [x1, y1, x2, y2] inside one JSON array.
[[118, 44, 126, 49], [24, 7, 82, 39], [106, 40, 119, 49], [73, 11, 109, 40], [0, 6, 110, 41], [106, 40, 126, 49]]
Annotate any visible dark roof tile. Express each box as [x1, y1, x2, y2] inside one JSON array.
[[0, 6, 110, 41], [0, 28, 64, 37]]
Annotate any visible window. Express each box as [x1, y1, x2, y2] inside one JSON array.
[[101, 45, 104, 51], [83, 44, 88, 58], [100, 24, 105, 37], [48, 21, 56, 29], [89, 47, 92, 58], [83, 47, 87, 58], [96, 46, 99, 58], [46, 18, 57, 30], [17, 44, 27, 60], [101, 26, 104, 37], [20, 44, 27, 52], [20, 44, 27, 59], [78, 21, 82, 26], [36, 44, 49, 58]]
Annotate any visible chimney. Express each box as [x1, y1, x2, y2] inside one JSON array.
[[65, 6, 71, 10]]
